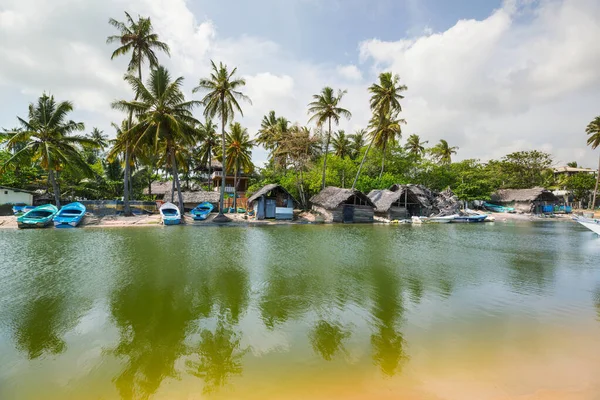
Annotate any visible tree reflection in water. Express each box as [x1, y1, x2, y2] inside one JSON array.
[[309, 320, 350, 361]]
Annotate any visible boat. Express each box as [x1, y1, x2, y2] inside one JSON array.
[[573, 216, 600, 235], [453, 214, 488, 223], [159, 202, 181, 225], [483, 202, 515, 213], [12, 203, 35, 216], [428, 214, 458, 223], [190, 202, 214, 221], [16, 204, 58, 229], [53, 202, 86, 228]]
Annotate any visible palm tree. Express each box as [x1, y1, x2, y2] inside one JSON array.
[[89, 128, 109, 150], [1, 94, 96, 207], [307, 87, 352, 190], [586, 116, 600, 210], [107, 11, 170, 216], [110, 66, 200, 213], [257, 111, 290, 169], [405, 134, 428, 157], [431, 139, 458, 165], [350, 129, 367, 160], [352, 73, 407, 189], [193, 61, 251, 222], [370, 111, 405, 178], [331, 130, 351, 159], [197, 118, 220, 190], [225, 123, 254, 210]]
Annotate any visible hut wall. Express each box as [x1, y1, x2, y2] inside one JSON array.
[[388, 206, 409, 220], [313, 204, 374, 223], [353, 205, 374, 223], [312, 205, 336, 222]]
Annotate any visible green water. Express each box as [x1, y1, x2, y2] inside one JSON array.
[[0, 222, 599, 399]]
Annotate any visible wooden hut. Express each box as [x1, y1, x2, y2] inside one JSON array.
[[310, 186, 375, 223], [490, 187, 560, 213], [247, 184, 297, 220], [368, 184, 434, 220]]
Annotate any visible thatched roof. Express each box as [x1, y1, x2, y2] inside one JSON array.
[[369, 184, 459, 215], [310, 186, 374, 209], [162, 191, 220, 204], [144, 181, 203, 195], [491, 187, 559, 203], [247, 184, 297, 205]]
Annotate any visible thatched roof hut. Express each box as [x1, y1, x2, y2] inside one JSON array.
[[310, 186, 374, 223], [143, 181, 203, 196], [248, 184, 297, 220], [490, 187, 559, 213], [368, 184, 434, 219]]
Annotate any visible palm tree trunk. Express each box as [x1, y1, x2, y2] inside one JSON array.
[[123, 146, 131, 215], [170, 148, 185, 216], [48, 169, 61, 208], [592, 154, 600, 211], [352, 136, 376, 190], [215, 100, 230, 222], [321, 118, 332, 190], [379, 142, 387, 179], [208, 148, 212, 190], [233, 161, 239, 210]]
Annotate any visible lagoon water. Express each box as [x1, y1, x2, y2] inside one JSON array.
[[1, 222, 599, 399]]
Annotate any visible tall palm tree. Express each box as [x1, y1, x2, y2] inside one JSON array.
[[197, 118, 220, 190], [1, 94, 96, 207], [307, 87, 352, 190], [256, 111, 290, 169], [404, 134, 428, 157], [432, 139, 458, 165], [193, 60, 251, 222], [225, 123, 254, 210], [89, 128, 109, 150], [370, 111, 405, 178], [352, 73, 407, 189], [107, 11, 170, 215], [350, 129, 367, 160], [331, 130, 351, 159], [110, 66, 200, 213], [586, 116, 600, 210]]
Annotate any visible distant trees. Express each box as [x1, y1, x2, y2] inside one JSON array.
[[404, 134, 428, 157], [498, 150, 553, 189], [585, 116, 600, 209], [225, 123, 254, 210], [431, 139, 458, 165]]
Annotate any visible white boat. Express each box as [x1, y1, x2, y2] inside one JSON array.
[[428, 214, 458, 223], [574, 216, 600, 235], [159, 202, 181, 225]]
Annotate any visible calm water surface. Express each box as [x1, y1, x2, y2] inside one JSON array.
[[1, 222, 599, 399]]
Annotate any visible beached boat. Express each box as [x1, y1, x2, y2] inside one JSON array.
[[573, 216, 600, 235], [190, 202, 214, 221], [17, 204, 58, 229], [12, 203, 35, 216], [159, 202, 181, 225], [483, 202, 515, 213], [453, 214, 488, 223], [53, 202, 86, 228], [428, 214, 458, 223]]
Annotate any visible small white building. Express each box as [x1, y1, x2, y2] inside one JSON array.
[[0, 186, 34, 205]]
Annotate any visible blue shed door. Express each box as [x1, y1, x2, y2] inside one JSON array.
[[266, 199, 276, 219], [342, 205, 354, 223]]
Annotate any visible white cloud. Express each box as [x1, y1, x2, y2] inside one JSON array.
[[1, 0, 599, 168]]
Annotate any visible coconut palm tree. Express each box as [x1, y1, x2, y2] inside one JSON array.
[[331, 130, 352, 159], [1, 94, 96, 207], [89, 128, 109, 150], [370, 111, 405, 178], [352, 73, 407, 189], [225, 123, 254, 210], [350, 129, 367, 160], [404, 134, 428, 157], [110, 66, 201, 213], [193, 61, 251, 221], [197, 118, 220, 190], [257, 111, 290, 169], [307, 87, 352, 190], [431, 139, 459, 165], [107, 11, 170, 215], [586, 116, 600, 210]]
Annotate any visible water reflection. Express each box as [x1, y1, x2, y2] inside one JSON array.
[[509, 250, 556, 293], [309, 320, 351, 361]]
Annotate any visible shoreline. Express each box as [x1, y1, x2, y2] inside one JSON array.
[[0, 211, 579, 230]]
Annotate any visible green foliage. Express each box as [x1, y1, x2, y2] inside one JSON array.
[[566, 173, 597, 201], [499, 150, 553, 189]]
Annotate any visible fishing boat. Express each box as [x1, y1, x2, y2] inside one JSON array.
[[190, 202, 214, 221], [428, 214, 458, 223], [17, 204, 58, 229], [573, 216, 600, 235], [12, 203, 35, 216], [453, 214, 488, 223], [53, 202, 86, 228], [159, 202, 181, 225], [483, 202, 515, 213]]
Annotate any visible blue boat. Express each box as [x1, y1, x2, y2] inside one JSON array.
[[190, 202, 214, 221], [53, 202, 86, 228], [17, 204, 58, 229], [483, 202, 515, 213], [12, 203, 35, 216], [159, 202, 181, 225], [453, 214, 488, 223]]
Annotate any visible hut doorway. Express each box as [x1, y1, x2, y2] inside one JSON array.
[[343, 205, 354, 223], [265, 199, 276, 218]]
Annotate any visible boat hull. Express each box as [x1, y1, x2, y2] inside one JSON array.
[[428, 214, 458, 223], [53, 202, 86, 228], [159, 202, 182, 225], [17, 204, 58, 229], [190, 202, 213, 221], [162, 218, 181, 225], [453, 215, 488, 223], [17, 219, 53, 229], [574, 217, 600, 235]]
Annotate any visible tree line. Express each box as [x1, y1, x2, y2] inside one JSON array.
[[1, 11, 599, 212]]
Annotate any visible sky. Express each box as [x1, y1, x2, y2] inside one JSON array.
[[1, 0, 599, 168]]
